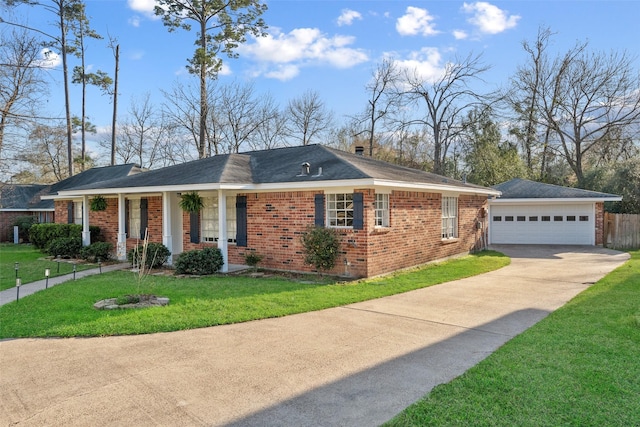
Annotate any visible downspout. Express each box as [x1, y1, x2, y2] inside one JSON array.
[[162, 191, 173, 265]]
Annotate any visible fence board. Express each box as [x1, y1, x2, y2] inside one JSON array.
[[604, 213, 640, 250]]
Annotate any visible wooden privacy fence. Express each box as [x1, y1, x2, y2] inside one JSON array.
[[604, 213, 640, 250]]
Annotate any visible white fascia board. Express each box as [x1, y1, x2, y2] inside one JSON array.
[[489, 197, 622, 205], [48, 178, 500, 198]]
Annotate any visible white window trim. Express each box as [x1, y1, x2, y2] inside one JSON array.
[[73, 201, 83, 225], [326, 193, 354, 228], [441, 196, 458, 240], [201, 195, 237, 244], [374, 193, 390, 228]]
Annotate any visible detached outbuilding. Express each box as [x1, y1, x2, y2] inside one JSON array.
[[489, 178, 621, 245], [46, 145, 500, 278]]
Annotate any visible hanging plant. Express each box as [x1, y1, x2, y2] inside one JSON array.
[[90, 195, 108, 212], [179, 191, 204, 213]]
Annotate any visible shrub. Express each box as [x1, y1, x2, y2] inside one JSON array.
[[175, 247, 224, 275], [29, 224, 102, 249], [80, 242, 113, 262], [127, 242, 171, 269], [301, 226, 341, 271], [46, 237, 83, 258], [244, 251, 263, 268], [12, 215, 36, 242]]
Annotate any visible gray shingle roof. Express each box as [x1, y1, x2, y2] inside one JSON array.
[[492, 178, 620, 199], [1, 164, 141, 210], [65, 145, 492, 193]]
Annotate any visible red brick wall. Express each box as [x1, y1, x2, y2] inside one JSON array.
[[179, 190, 486, 278], [55, 197, 164, 254], [366, 192, 487, 277]]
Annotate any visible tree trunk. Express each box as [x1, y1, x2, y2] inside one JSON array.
[[111, 44, 119, 166], [60, 8, 73, 177]]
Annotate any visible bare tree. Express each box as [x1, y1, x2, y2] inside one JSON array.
[[354, 58, 401, 156], [0, 26, 46, 164], [107, 36, 119, 166], [216, 80, 270, 153], [540, 48, 640, 187], [286, 89, 334, 146], [401, 53, 490, 175], [3, 0, 87, 177], [249, 94, 286, 150], [17, 123, 68, 182], [154, 0, 267, 159]]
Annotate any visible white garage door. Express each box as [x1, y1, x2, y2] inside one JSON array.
[[490, 203, 594, 245]]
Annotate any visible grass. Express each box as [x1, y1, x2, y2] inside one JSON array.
[[385, 250, 640, 427], [0, 244, 95, 291], [0, 250, 509, 338]]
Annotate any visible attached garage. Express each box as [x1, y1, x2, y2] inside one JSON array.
[[489, 179, 621, 246]]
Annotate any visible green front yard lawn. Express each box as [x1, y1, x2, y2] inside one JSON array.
[[0, 250, 509, 338], [0, 244, 95, 291], [385, 250, 640, 426]]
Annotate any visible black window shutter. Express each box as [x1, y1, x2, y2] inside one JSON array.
[[140, 198, 148, 238], [67, 201, 73, 224], [125, 199, 130, 237], [189, 211, 200, 243], [314, 194, 325, 227], [236, 196, 247, 247], [353, 192, 364, 230]]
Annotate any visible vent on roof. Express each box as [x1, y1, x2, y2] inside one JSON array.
[[298, 162, 311, 176], [355, 146, 364, 156]]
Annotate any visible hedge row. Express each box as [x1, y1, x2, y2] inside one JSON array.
[[29, 223, 102, 250]]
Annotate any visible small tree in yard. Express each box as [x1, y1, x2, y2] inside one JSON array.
[[301, 226, 341, 272]]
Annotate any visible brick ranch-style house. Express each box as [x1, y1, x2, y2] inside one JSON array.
[[45, 145, 500, 278]]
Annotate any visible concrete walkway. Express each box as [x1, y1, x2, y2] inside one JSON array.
[[0, 262, 130, 306], [0, 245, 630, 426]]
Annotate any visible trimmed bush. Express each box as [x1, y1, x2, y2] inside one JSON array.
[[79, 242, 113, 262], [29, 224, 102, 250], [301, 226, 341, 271], [46, 237, 83, 258], [175, 247, 224, 275], [127, 242, 171, 269]]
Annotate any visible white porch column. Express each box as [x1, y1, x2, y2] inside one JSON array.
[[162, 191, 173, 265], [218, 189, 228, 272], [81, 195, 91, 246], [117, 193, 127, 260]]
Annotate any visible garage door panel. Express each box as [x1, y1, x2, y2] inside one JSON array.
[[490, 204, 594, 245]]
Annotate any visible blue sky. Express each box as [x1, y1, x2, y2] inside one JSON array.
[[5, 0, 640, 153]]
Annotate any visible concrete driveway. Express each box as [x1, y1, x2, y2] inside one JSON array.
[[0, 245, 630, 426]]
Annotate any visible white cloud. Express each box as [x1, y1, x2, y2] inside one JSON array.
[[453, 30, 468, 40], [462, 2, 520, 34], [393, 47, 446, 84], [35, 49, 61, 69], [128, 16, 141, 27], [396, 6, 439, 37], [239, 27, 368, 81], [337, 9, 362, 26], [127, 0, 155, 13]]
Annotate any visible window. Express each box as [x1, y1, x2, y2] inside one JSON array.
[[579, 215, 589, 222], [327, 193, 354, 228], [567, 216, 576, 221], [493, 216, 502, 221], [201, 195, 237, 243], [73, 201, 83, 225], [542, 216, 551, 222], [554, 216, 563, 222], [529, 216, 538, 221], [517, 216, 526, 222], [375, 193, 389, 227], [441, 196, 458, 239], [129, 200, 141, 239], [505, 216, 514, 222]]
